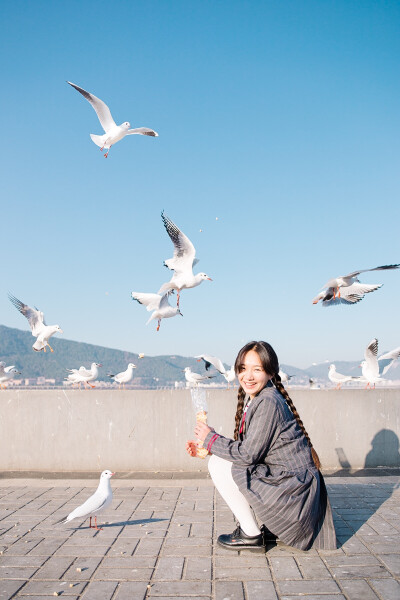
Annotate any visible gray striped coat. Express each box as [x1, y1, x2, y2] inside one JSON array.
[[204, 382, 336, 550]]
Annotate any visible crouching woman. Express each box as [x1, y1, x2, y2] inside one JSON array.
[[186, 341, 336, 551]]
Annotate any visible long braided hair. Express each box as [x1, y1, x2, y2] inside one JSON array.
[[233, 341, 321, 470]]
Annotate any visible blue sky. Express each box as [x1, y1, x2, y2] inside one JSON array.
[[1, 0, 399, 368]]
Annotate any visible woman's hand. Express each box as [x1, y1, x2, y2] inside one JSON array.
[[194, 422, 213, 441], [186, 440, 198, 457]]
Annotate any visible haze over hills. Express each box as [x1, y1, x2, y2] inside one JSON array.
[[0, 325, 399, 386]]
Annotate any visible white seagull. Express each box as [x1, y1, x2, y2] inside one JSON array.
[[108, 363, 137, 389], [9, 294, 63, 352], [57, 470, 114, 530], [196, 354, 236, 388], [131, 291, 182, 331], [313, 264, 399, 305], [67, 81, 158, 158], [158, 211, 212, 307], [278, 370, 295, 384], [65, 363, 102, 389], [184, 366, 215, 387], [328, 364, 358, 389], [360, 338, 400, 389], [0, 365, 21, 389]]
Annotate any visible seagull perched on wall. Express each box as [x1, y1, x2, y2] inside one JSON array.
[[312, 264, 399, 305], [108, 363, 137, 389], [360, 338, 400, 389], [158, 211, 212, 307], [67, 81, 158, 158], [65, 363, 102, 389], [57, 470, 114, 530], [131, 291, 182, 331], [9, 294, 63, 352], [328, 364, 358, 389], [184, 366, 215, 387], [0, 365, 21, 389]]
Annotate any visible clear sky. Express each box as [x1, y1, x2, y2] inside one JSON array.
[[1, 0, 399, 369]]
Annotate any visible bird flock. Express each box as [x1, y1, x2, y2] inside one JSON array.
[[2, 80, 399, 392]]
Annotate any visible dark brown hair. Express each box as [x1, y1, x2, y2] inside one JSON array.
[[233, 341, 321, 470]]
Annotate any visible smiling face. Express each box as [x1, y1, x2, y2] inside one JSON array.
[[237, 349, 272, 398]]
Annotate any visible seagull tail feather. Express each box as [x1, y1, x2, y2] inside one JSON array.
[[90, 133, 106, 148]]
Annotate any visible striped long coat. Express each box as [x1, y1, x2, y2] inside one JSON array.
[[204, 382, 336, 550]]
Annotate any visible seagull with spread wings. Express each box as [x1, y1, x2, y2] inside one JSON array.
[[158, 211, 212, 307], [313, 264, 399, 305], [8, 294, 63, 352], [196, 354, 236, 388], [131, 291, 182, 331], [184, 367, 215, 387], [0, 364, 21, 389], [67, 81, 158, 158], [360, 338, 400, 389]]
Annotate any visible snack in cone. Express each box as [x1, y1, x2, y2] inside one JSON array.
[[196, 410, 207, 423], [190, 389, 209, 459]]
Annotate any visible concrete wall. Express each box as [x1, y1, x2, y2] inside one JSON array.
[[0, 389, 399, 473]]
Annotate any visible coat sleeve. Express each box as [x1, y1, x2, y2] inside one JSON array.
[[204, 395, 283, 467]]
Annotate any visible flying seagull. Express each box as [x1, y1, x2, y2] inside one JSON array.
[[196, 354, 236, 388], [313, 264, 399, 305], [57, 470, 114, 530], [9, 294, 63, 352], [360, 338, 400, 389], [131, 291, 182, 331], [158, 211, 212, 307], [67, 81, 158, 158]]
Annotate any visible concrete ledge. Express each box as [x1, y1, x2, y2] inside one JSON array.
[[1, 388, 399, 471]]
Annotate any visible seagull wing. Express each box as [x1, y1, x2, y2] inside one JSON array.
[[341, 282, 382, 296], [195, 355, 226, 374], [8, 294, 44, 336], [322, 294, 364, 306], [67, 81, 116, 132], [159, 293, 173, 310], [364, 338, 379, 378], [378, 347, 400, 375], [161, 211, 196, 273], [131, 292, 161, 312], [127, 127, 158, 136], [344, 264, 400, 278]]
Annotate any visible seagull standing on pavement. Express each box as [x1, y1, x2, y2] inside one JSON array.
[[67, 81, 158, 158], [131, 291, 182, 331], [9, 294, 63, 352], [312, 264, 399, 305], [57, 470, 114, 530], [108, 363, 137, 389], [328, 364, 358, 389], [158, 211, 212, 307], [184, 367, 215, 387], [360, 338, 400, 389]]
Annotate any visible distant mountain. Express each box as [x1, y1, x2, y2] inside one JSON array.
[[0, 325, 219, 386], [1, 324, 399, 386]]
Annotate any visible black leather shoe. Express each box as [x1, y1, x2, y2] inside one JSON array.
[[217, 525, 265, 551]]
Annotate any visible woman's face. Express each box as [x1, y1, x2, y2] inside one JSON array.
[[237, 349, 272, 398]]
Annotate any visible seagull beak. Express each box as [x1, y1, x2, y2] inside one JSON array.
[[98, 364, 103, 367], [207, 277, 213, 281], [59, 329, 64, 333], [111, 472, 115, 476]]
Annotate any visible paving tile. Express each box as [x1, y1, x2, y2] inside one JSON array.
[[149, 580, 211, 595], [295, 555, 332, 579], [80, 580, 117, 598], [0, 580, 26, 599], [269, 556, 302, 579], [185, 556, 212, 580], [330, 563, 391, 579], [376, 553, 400, 576], [153, 556, 184, 580], [20, 579, 87, 595], [245, 581, 278, 600], [215, 580, 244, 599], [0, 555, 47, 567], [339, 579, 380, 600], [94, 566, 153, 580], [369, 578, 400, 600], [114, 581, 149, 599], [277, 579, 341, 595], [215, 566, 271, 580], [31, 556, 73, 579], [62, 557, 102, 580], [101, 555, 157, 568]]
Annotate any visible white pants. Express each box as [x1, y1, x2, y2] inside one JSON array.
[[208, 454, 261, 536]]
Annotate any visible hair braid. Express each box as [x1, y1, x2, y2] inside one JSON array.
[[233, 385, 246, 441], [272, 374, 321, 470]]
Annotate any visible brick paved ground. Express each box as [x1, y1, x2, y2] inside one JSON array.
[[0, 474, 399, 599]]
